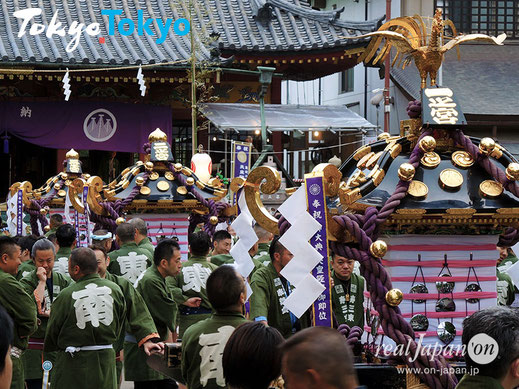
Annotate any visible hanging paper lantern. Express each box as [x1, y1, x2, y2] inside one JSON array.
[[191, 145, 212, 184]]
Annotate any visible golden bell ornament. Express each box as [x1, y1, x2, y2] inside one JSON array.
[[145, 162, 154, 171], [39, 208, 48, 216], [53, 183, 61, 190], [135, 177, 145, 187], [116, 217, 126, 225], [61, 173, 68, 180], [479, 137, 496, 155], [419, 136, 436, 153], [209, 216, 219, 225], [386, 289, 403, 307], [174, 163, 183, 172], [186, 177, 195, 186], [398, 163, 415, 182], [506, 163, 519, 181], [370, 240, 388, 258], [43, 225, 51, 233]]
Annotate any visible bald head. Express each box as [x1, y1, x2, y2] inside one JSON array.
[[281, 327, 357, 389], [254, 224, 273, 243]]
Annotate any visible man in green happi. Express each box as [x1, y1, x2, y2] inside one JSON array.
[[457, 306, 519, 389], [129, 218, 155, 258], [15, 235, 38, 280], [250, 237, 310, 338], [44, 214, 63, 238], [124, 239, 182, 388], [108, 223, 153, 284], [330, 251, 365, 328], [0, 236, 38, 389], [168, 231, 218, 338], [54, 224, 77, 276], [182, 265, 248, 389], [209, 230, 233, 266], [252, 224, 273, 267], [44, 247, 127, 389], [19, 239, 72, 389]]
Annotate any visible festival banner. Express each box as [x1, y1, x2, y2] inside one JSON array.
[[304, 173, 333, 327], [0, 101, 172, 153], [231, 141, 251, 180], [16, 190, 23, 236]]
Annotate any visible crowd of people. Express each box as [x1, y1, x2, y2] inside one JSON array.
[[0, 216, 519, 389]]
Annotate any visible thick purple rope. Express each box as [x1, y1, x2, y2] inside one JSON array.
[[24, 186, 57, 236], [278, 127, 456, 388], [451, 130, 519, 246]]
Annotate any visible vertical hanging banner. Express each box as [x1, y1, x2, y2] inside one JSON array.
[[16, 190, 23, 236], [82, 186, 91, 246], [304, 173, 333, 327], [74, 207, 81, 247], [231, 141, 252, 204], [231, 141, 252, 180]]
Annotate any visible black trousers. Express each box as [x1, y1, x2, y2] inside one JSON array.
[[134, 379, 178, 389]]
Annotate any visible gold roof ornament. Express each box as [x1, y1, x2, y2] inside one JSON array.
[[66, 149, 80, 159], [148, 128, 168, 143], [356, 9, 506, 88]]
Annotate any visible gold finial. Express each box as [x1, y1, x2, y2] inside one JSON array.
[[148, 128, 168, 143], [370, 240, 388, 258], [386, 289, 403, 306], [66, 149, 79, 159], [116, 217, 126, 225], [419, 136, 436, 153], [398, 163, 416, 182], [209, 216, 219, 225], [479, 138, 496, 155], [506, 163, 519, 181]]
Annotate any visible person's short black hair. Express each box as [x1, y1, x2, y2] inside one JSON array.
[[213, 230, 232, 243], [69, 247, 98, 275], [189, 231, 211, 257], [19, 235, 39, 255], [50, 214, 63, 223], [56, 224, 76, 247], [47, 233, 57, 244], [462, 306, 519, 379], [281, 327, 357, 388], [154, 239, 181, 266], [223, 322, 284, 389], [206, 265, 244, 311], [116, 223, 135, 244], [269, 236, 286, 262], [0, 305, 13, 374], [0, 236, 19, 258], [90, 245, 107, 259]]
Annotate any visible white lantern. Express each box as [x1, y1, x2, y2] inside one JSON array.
[[191, 145, 212, 184]]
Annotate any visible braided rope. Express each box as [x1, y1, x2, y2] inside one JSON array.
[[451, 130, 519, 246], [278, 127, 456, 388]]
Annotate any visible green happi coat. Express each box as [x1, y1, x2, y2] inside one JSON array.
[[137, 237, 155, 258], [124, 266, 177, 382], [19, 270, 72, 380], [210, 254, 234, 266], [44, 273, 126, 389], [253, 243, 271, 267], [44, 227, 58, 237], [497, 269, 515, 306], [105, 271, 159, 382], [250, 262, 310, 338], [54, 246, 72, 276], [331, 271, 365, 328], [107, 242, 152, 284], [16, 260, 35, 280], [182, 313, 247, 389], [167, 255, 218, 337], [0, 269, 38, 389]]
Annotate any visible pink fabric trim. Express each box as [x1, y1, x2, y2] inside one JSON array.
[[382, 260, 497, 267], [388, 244, 496, 251]]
